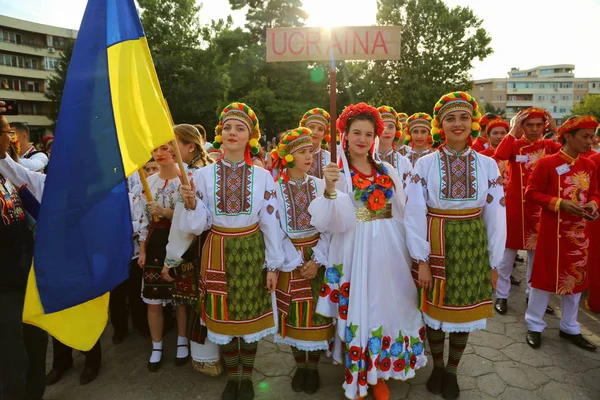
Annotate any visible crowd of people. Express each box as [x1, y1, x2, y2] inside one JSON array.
[[0, 93, 599, 400]]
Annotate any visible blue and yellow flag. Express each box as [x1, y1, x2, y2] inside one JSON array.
[[23, 0, 174, 351]]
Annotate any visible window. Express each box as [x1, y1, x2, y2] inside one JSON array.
[[0, 79, 8, 90], [496, 83, 503, 89], [577, 83, 584, 89], [540, 69, 554, 74], [497, 95, 503, 101], [537, 95, 545, 101], [44, 57, 59, 70], [25, 81, 40, 92], [560, 95, 571, 101], [0, 54, 24, 68], [508, 96, 517, 101], [47, 35, 53, 47], [479, 96, 484, 102], [577, 95, 584, 101], [559, 108, 567, 113], [559, 82, 572, 88], [539, 83, 545, 88], [553, 106, 558, 113], [593, 83, 597, 88], [24, 57, 38, 69], [480, 85, 484, 91], [12, 79, 20, 90]]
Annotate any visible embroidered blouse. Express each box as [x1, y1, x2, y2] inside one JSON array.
[[307, 148, 331, 179], [378, 148, 413, 186], [138, 173, 181, 242], [406, 147, 433, 167]]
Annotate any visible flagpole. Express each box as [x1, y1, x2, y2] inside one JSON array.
[[329, 31, 337, 162], [138, 170, 160, 223], [162, 98, 190, 186]]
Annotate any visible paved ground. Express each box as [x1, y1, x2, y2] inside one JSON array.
[[45, 256, 600, 400]]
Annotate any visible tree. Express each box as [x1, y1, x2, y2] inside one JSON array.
[[569, 94, 600, 120], [45, 39, 75, 125], [483, 102, 505, 117], [366, 0, 493, 114]]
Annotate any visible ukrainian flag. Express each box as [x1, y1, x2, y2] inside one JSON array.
[[22, 0, 174, 351]]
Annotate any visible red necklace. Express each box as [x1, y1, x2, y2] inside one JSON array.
[[349, 163, 376, 179]]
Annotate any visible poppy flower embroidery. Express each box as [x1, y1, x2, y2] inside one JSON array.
[[410, 354, 417, 369], [352, 173, 372, 190], [382, 336, 391, 350], [320, 284, 331, 297], [375, 175, 393, 188], [345, 369, 353, 384], [367, 189, 386, 211], [380, 357, 391, 372], [393, 358, 406, 372], [341, 282, 350, 298], [349, 346, 362, 361], [339, 305, 348, 320], [358, 370, 368, 386], [330, 289, 340, 303], [419, 326, 425, 341]]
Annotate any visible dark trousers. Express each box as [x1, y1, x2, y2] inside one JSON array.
[[109, 259, 147, 334], [51, 337, 101, 371], [0, 291, 48, 400]]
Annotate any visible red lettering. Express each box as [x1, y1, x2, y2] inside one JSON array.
[[306, 31, 322, 55], [344, 30, 349, 54], [327, 31, 343, 56], [288, 31, 305, 55], [372, 30, 388, 54], [271, 31, 288, 55], [353, 31, 368, 54]]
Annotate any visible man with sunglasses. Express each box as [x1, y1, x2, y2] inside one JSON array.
[[0, 104, 48, 400]]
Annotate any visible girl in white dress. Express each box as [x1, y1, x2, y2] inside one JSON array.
[[299, 108, 331, 178], [312, 103, 427, 400]]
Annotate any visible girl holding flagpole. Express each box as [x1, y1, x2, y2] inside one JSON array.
[[312, 103, 427, 400], [174, 103, 287, 400], [299, 108, 331, 179]]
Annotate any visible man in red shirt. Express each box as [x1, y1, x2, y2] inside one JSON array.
[[524, 115, 599, 351], [493, 108, 561, 315]]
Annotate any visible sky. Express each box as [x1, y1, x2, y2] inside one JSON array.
[[3, 0, 600, 80]]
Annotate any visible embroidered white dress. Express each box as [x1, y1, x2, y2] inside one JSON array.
[[404, 146, 507, 332], [172, 158, 288, 345], [406, 147, 434, 167], [273, 175, 333, 351], [378, 148, 413, 187], [307, 148, 331, 179], [311, 162, 427, 400]]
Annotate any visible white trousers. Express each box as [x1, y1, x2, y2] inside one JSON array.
[[525, 288, 581, 334], [191, 339, 220, 363], [496, 249, 535, 299]]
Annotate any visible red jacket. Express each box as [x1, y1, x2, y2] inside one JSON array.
[[494, 135, 561, 249], [587, 152, 600, 310], [525, 151, 600, 294]]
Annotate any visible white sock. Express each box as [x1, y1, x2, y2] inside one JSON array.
[[177, 336, 189, 359], [150, 340, 163, 363]]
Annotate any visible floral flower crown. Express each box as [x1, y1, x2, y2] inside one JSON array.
[[377, 105, 403, 142], [557, 115, 598, 138], [299, 108, 331, 146], [431, 91, 481, 145], [404, 112, 433, 145], [213, 102, 261, 156], [337, 102, 385, 137], [270, 127, 313, 182]]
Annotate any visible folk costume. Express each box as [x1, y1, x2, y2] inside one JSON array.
[[588, 151, 600, 312], [270, 128, 333, 394], [480, 118, 510, 192], [494, 107, 562, 304], [299, 108, 331, 179], [524, 116, 600, 351], [405, 92, 506, 397], [393, 112, 411, 156], [470, 114, 492, 153], [172, 103, 286, 398], [404, 112, 434, 167], [314, 103, 427, 400], [377, 106, 413, 186]]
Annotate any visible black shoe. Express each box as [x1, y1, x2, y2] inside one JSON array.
[[291, 368, 307, 392], [442, 370, 460, 400], [112, 331, 127, 345], [45, 366, 71, 386], [526, 331, 542, 349], [238, 379, 255, 400], [426, 367, 444, 395], [80, 365, 99, 385], [221, 380, 239, 400], [510, 275, 521, 285], [304, 369, 320, 394], [494, 298, 508, 315], [559, 330, 597, 352], [545, 305, 555, 315], [175, 344, 190, 367], [147, 348, 163, 372], [516, 254, 524, 262]]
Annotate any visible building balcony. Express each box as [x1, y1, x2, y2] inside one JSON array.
[[0, 88, 50, 102], [0, 40, 62, 58], [5, 114, 52, 127], [506, 100, 533, 107], [0, 65, 52, 80]]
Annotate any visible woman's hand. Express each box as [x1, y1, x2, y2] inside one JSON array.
[[266, 271, 278, 293], [418, 261, 432, 291], [299, 260, 319, 280], [138, 253, 146, 269], [147, 201, 165, 217], [180, 179, 197, 210], [491, 268, 499, 291], [161, 266, 174, 282], [323, 163, 340, 194]]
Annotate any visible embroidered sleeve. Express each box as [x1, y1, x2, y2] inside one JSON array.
[[482, 158, 507, 269], [404, 157, 431, 263], [259, 172, 285, 271]]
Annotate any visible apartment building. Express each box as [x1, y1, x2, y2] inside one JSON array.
[[0, 15, 77, 141], [472, 64, 600, 125]]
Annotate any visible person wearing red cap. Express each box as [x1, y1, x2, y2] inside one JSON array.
[[493, 107, 562, 315], [588, 150, 600, 313], [524, 115, 599, 351], [480, 117, 510, 189], [471, 113, 496, 152]]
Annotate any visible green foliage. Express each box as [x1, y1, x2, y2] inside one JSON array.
[[569, 94, 600, 120], [483, 102, 505, 117], [45, 39, 75, 125]]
